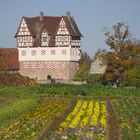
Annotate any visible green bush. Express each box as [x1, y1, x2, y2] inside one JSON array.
[[125, 75, 140, 87], [124, 63, 140, 87], [86, 74, 103, 84], [73, 61, 91, 81]]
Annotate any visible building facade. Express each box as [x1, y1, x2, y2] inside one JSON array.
[[15, 12, 82, 81], [89, 58, 106, 75]]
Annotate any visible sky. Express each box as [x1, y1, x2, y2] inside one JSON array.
[[0, 0, 140, 57]]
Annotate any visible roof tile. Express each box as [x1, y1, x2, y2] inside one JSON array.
[[15, 15, 82, 47]]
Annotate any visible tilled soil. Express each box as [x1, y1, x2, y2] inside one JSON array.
[[106, 97, 122, 140]]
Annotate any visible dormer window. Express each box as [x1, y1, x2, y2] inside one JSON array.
[[41, 29, 49, 46], [43, 36, 47, 42]]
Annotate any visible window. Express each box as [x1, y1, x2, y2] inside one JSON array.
[[21, 50, 26, 56], [72, 36, 80, 40], [41, 50, 46, 55], [31, 50, 36, 56], [51, 50, 55, 55], [62, 50, 67, 55], [42, 36, 47, 42]]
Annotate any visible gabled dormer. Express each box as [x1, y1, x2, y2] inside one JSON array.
[[16, 17, 33, 47], [17, 18, 31, 36], [55, 18, 71, 46], [41, 28, 50, 47], [57, 18, 69, 35]]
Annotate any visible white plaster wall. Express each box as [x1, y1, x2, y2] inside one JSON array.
[[70, 48, 81, 61], [18, 47, 80, 62]]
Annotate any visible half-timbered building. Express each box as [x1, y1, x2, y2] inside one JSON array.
[[15, 12, 82, 81]]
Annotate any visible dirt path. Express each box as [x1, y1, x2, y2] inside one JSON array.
[[106, 97, 122, 140]]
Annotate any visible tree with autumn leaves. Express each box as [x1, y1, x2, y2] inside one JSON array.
[[103, 22, 140, 86]]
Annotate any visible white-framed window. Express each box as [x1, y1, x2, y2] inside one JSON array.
[[43, 36, 47, 42]]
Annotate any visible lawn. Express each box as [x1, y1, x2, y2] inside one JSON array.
[[0, 84, 140, 140]]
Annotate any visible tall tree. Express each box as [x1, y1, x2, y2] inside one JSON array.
[[105, 22, 130, 52], [104, 22, 139, 85]]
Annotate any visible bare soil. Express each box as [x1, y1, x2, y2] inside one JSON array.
[[0, 73, 37, 86], [106, 97, 122, 140]]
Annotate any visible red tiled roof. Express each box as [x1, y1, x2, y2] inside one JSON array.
[[63, 16, 82, 36], [15, 15, 82, 47], [0, 48, 19, 70], [25, 16, 62, 36]]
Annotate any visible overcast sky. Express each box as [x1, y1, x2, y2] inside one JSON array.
[[0, 0, 140, 57]]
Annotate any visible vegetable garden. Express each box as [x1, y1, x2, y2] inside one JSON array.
[[0, 85, 140, 140]]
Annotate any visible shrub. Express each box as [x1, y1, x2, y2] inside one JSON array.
[[86, 74, 103, 84], [124, 63, 140, 87]]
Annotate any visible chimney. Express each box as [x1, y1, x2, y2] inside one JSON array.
[[66, 11, 71, 17], [40, 12, 44, 21]]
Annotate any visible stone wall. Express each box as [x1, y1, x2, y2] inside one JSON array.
[[19, 61, 79, 81]]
